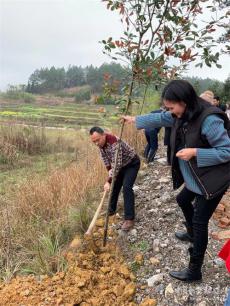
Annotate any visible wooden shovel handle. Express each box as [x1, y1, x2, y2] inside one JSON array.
[[85, 190, 107, 236]]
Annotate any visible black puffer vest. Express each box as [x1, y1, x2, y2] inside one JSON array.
[[170, 101, 230, 200]]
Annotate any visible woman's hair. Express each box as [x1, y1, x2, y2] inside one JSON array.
[[161, 80, 199, 110]]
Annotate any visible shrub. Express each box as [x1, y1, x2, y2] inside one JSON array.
[[95, 94, 116, 105], [0, 141, 18, 165], [75, 88, 91, 102], [3, 90, 36, 103]]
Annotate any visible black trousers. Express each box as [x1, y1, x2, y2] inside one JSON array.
[[176, 187, 226, 258], [110, 156, 140, 220]]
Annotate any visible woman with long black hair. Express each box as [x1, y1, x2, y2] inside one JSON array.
[[123, 80, 230, 282]]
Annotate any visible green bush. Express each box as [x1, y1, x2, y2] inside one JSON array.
[[55, 91, 75, 98], [23, 92, 36, 103], [75, 89, 91, 102], [3, 90, 35, 103], [95, 94, 116, 105]]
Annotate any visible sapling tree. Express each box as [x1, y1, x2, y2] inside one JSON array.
[[101, 0, 228, 245]]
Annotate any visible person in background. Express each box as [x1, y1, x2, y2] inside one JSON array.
[[144, 109, 162, 163], [144, 109, 171, 164], [200, 90, 214, 105], [213, 95, 227, 112], [122, 80, 230, 282], [89, 126, 140, 231]]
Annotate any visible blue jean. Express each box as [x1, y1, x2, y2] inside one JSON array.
[[145, 128, 161, 152], [144, 128, 161, 162]]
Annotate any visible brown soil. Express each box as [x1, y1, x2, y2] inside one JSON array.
[[0, 217, 155, 306]]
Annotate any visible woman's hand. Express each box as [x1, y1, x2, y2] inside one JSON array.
[[176, 148, 197, 161], [104, 182, 111, 192], [121, 115, 136, 124]]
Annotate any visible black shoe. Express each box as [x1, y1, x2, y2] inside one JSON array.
[[169, 255, 203, 282], [175, 231, 194, 242], [169, 267, 202, 282], [147, 149, 156, 163]]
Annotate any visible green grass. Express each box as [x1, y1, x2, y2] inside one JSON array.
[[0, 102, 118, 128], [130, 240, 149, 252]]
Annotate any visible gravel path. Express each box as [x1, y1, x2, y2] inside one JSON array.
[[116, 147, 229, 306]]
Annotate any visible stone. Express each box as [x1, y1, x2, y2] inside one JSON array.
[[100, 266, 111, 273], [23, 289, 30, 297], [76, 279, 86, 288], [165, 283, 174, 298], [161, 193, 171, 202], [69, 236, 81, 249], [129, 228, 138, 236], [153, 239, 160, 248], [159, 177, 171, 184], [154, 185, 162, 190], [149, 257, 160, 265], [213, 258, 225, 267], [220, 217, 230, 227], [119, 265, 131, 279], [133, 185, 140, 192], [135, 253, 144, 265], [138, 170, 147, 179], [122, 283, 136, 300], [212, 230, 230, 240], [140, 298, 157, 306], [197, 302, 207, 306], [157, 158, 167, 165], [113, 284, 124, 297], [147, 274, 164, 287], [215, 204, 225, 213]]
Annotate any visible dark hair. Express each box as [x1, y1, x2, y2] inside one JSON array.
[[214, 96, 220, 101], [161, 80, 199, 110], [89, 126, 104, 135]]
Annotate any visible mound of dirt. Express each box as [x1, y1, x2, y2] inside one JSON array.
[[0, 217, 156, 306]]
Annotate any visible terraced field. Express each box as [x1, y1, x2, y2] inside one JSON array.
[[0, 102, 118, 129]]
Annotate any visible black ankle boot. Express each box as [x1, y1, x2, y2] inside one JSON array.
[[175, 231, 193, 242], [169, 256, 203, 282], [147, 149, 156, 163], [175, 222, 194, 242]]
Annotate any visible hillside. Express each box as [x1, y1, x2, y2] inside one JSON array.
[[0, 93, 118, 129]]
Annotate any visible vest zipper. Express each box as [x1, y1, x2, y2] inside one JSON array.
[[183, 127, 210, 199], [188, 160, 210, 199]]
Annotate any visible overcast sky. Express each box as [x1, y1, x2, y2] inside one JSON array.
[[0, 0, 229, 91]]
